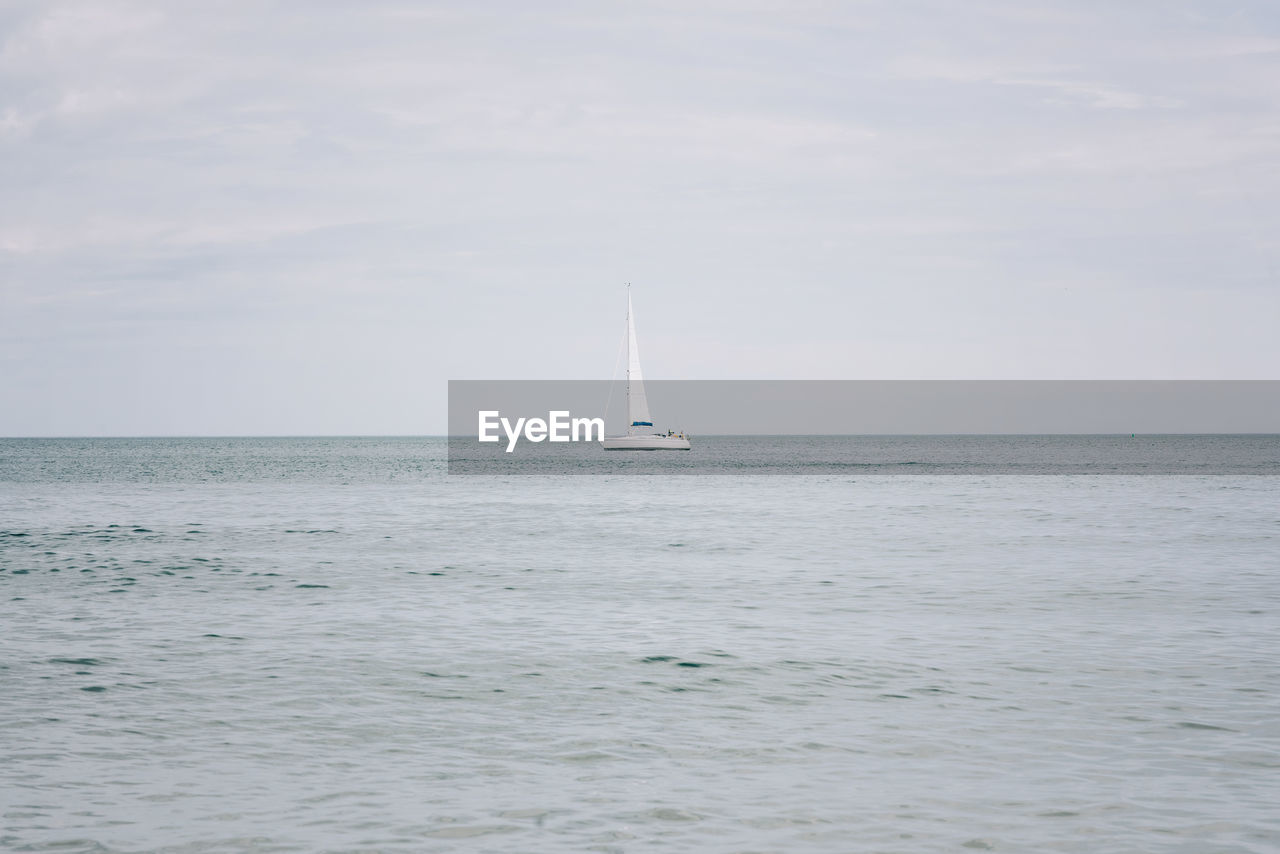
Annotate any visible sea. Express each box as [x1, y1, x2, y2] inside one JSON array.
[[2, 436, 1278, 853]]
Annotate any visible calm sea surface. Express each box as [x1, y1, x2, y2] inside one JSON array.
[[2, 437, 1278, 853]]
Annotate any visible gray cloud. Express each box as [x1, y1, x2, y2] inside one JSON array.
[[2, 0, 1278, 434]]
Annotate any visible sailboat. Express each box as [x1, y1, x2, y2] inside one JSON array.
[[602, 291, 691, 450]]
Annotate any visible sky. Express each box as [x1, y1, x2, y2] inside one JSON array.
[[2, 0, 1278, 435]]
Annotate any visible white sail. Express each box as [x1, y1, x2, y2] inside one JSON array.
[[625, 291, 653, 434]]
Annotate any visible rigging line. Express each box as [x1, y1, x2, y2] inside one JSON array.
[[602, 301, 627, 426]]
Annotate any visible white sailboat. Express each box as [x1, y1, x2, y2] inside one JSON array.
[[602, 291, 691, 450]]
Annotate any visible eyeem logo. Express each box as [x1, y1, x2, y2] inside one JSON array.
[[478, 410, 605, 452]]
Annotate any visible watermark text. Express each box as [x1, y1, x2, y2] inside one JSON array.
[[478, 410, 605, 452]]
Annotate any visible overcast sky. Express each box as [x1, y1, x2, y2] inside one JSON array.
[[2, 1, 1278, 435]]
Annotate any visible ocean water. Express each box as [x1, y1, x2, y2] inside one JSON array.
[[448, 433, 1280, 475], [2, 437, 1278, 853]]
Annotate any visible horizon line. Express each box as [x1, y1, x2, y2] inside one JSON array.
[[4, 432, 1280, 440]]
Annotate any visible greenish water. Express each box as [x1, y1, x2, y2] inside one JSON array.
[[2, 437, 1278, 853]]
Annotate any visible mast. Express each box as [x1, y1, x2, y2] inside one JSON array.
[[624, 286, 652, 434], [625, 284, 631, 430]]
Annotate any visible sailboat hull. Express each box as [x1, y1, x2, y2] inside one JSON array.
[[602, 434, 691, 451]]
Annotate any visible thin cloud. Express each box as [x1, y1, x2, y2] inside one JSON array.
[[2, 1, 1278, 434]]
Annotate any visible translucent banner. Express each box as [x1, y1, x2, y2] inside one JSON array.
[[447, 381, 1280, 475]]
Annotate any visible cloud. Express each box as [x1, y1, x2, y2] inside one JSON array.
[[2, 0, 1279, 433]]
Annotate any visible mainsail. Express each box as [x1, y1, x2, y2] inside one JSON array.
[[625, 291, 653, 434]]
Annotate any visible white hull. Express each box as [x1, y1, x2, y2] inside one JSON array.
[[602, 434, 691, 451]]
